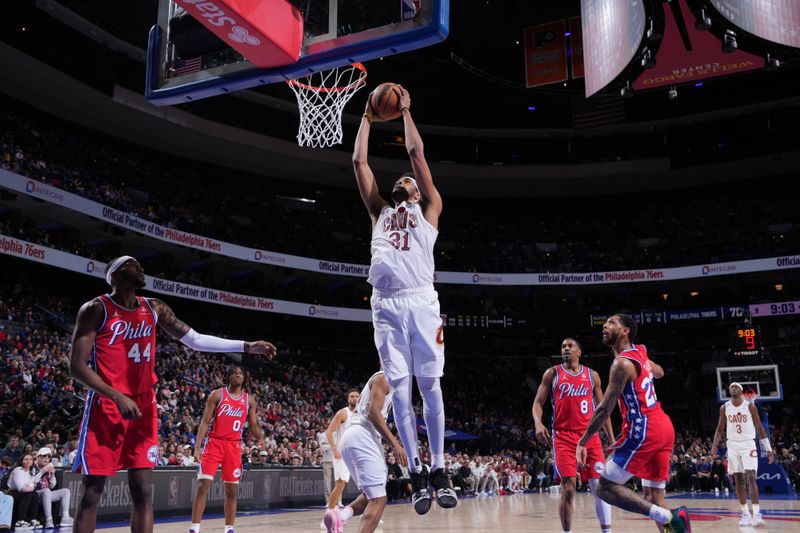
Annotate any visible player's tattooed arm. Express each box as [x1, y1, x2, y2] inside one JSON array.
[[149, 298, 191, 339], [578, 359, 631, 447], [591, 369, 616, 443], [710, 404, 727, 456], [70, 299, 142, 419], [532, 367, 555, 446]]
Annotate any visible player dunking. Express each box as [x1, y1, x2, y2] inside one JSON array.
[[576, 314, 691, 533], [354, 86, 455, 514], [532, 338, 614, 533], [69, 256, 276, 533], [190, 365, 266, 533], [323, 370, 407, 533], [711, 382, 774, 527], [325, 389, 360, 510]]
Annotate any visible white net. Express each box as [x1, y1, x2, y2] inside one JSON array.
[[286, 63, 367, 148]]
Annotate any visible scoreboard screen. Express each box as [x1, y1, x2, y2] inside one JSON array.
[[730, 326, 761, 356]]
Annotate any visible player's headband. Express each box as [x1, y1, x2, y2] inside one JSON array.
[[106, 255, 136, 286], [729, 382, 743, 391]]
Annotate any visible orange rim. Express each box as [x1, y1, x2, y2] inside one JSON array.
[[287, 63, 367, 93]]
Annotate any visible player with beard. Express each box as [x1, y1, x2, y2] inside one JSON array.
[[576, 314, 691, 533], [70, 256, 276, 533], [325, 389, 361, 511], [354, 86, 454, 514], [533, 337, 614, 533]]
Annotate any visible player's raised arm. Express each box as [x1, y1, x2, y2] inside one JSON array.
[[353, 99, 389, 224], [193, 389, 221, 463], [591, 369, 616, 443], [148, 298, 276, 359], [650, 360, 665, 379], [532, 367, 555, 446], [70, 299, 141, 419], [397, 86, 442, 228]]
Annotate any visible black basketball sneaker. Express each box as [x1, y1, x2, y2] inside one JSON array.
[[410, 466, 432, 515], [430, 467, 458, 509]]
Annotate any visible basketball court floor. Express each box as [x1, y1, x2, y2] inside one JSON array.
[[92, 492, 799, 532]]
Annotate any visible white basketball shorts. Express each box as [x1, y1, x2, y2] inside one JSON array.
[[727, 439, 758, 474], [340, 425, 387, 498], [370, 287, 444, 382], [333, 457, 351, 482]]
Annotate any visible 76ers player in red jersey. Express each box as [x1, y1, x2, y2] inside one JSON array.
[[576, 314, 691, 533], [190, 365, 265, 533], [69, 256, 276, 533], [532, 338, 614, 533]]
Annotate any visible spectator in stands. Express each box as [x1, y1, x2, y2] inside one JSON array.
[[0, 438, 21, 465], [711, 457, 730, 495], [452, 458, 475, 496], [6, 453, 42, 530], [31, 448, 72, 527]]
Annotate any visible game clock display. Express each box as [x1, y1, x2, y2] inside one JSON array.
[[730, 326, 761, 356]]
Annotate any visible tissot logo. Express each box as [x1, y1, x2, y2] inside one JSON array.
[[254, 251, 262, 260], [86, 261, 96, 273], [26, 180, 34, 193], [308, 305, 316, 316], [472, 274, 480, 283]]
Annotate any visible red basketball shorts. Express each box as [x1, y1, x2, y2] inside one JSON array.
[[608, 413, 674, 483], [199, 438, 243, 483], [72, 389, 158, 476], [554, 430, 605, 482]]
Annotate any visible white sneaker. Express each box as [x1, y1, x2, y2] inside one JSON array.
[[724, 487, 729, 495], [751, 513, 766, 527], [44, 519, 55, 529], [15, 521, 34, 531], [739, 512, 752, 526], [714, 487, 719, 494], [30, 520, 43, 530], [59, 517, 74, 528]]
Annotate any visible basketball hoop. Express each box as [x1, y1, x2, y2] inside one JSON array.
[[742, 390, 758, 402], [286, 63, 367, 148]]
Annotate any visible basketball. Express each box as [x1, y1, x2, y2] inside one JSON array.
[[369, 82, 403, 121]]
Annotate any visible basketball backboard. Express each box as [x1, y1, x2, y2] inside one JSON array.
[[146, 0, 449, 106], [716, 364, 783, 403]]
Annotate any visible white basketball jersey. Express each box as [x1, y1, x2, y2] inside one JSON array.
[[352, 371, 394, 441], [725, 399, 756, 442], [333, 407, 355, 447], [368, 201, 438, 290]]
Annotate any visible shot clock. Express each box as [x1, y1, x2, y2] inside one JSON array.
[[730, 325, 761, 356]]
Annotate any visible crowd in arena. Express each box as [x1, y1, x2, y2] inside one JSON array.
[[1, 287, 799, 509], [3, 104, 800, 276]]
